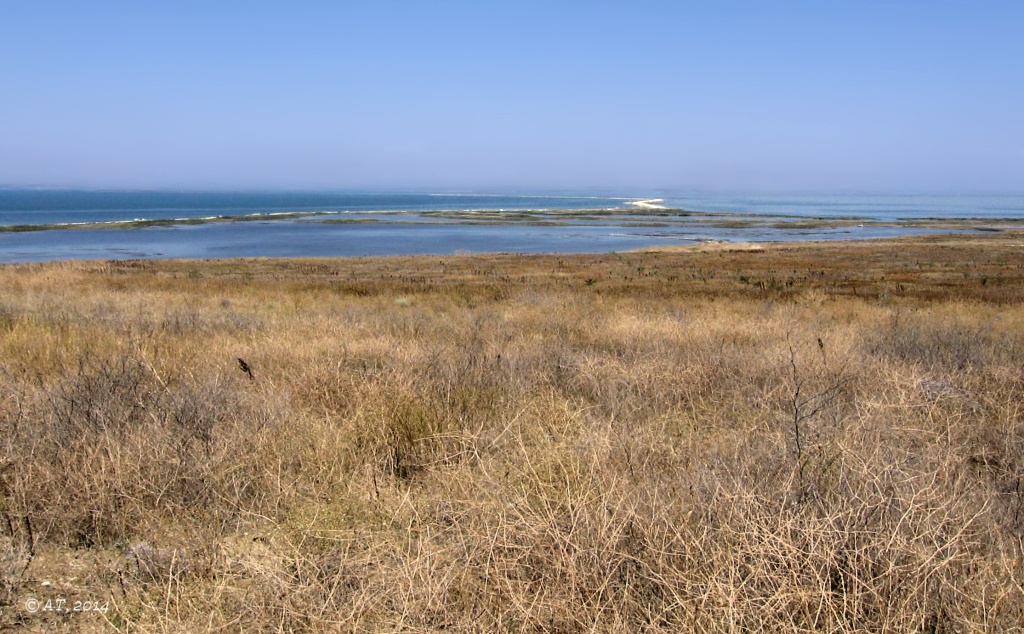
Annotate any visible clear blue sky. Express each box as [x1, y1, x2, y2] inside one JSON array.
[[1, 1, 1021, 192]]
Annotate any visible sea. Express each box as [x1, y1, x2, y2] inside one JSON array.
[[0, 190, 1021, 263]]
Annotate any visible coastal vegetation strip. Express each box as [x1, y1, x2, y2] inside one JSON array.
[[0, 210, 326, 232], [2, 205, 1023, 234]]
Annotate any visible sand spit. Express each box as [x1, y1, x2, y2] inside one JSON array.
[[627, 198, 669, 210], [630, 240, 766, 254]]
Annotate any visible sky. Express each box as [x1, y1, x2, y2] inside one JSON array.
[[1, 1, 1022, 193]]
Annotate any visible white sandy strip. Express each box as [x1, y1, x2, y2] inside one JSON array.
[[627, 198, 668, 210]]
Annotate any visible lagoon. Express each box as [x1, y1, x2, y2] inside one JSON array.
[[0, 190, 1020, 262]]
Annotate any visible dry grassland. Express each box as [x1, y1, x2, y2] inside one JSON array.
[[1, 232, 1024, 631]]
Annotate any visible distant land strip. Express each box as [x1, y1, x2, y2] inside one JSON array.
[[1, 208, 1022, 234]]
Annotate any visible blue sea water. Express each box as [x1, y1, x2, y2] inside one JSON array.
[[0, 190, 625, 226], [659, 193, 1024, 221], [0, 190, 1020, 262]]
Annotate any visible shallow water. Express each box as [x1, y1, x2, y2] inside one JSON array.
[[0, 190, 1018, 262], [0, 216, 954, 263]]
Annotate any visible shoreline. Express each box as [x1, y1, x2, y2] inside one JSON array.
[[2, 205, 1021, 232], [8, 230, 1022, 305]]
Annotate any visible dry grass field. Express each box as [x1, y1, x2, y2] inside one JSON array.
[[1, 232, 1024, 631]]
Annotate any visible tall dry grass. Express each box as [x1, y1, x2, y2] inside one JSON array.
[[0, 236, 1023, 631]]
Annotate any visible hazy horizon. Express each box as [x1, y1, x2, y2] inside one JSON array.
[[2, 2, 1022, 193], [4, 185, 1023, 198]]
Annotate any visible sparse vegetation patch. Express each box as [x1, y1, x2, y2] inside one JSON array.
[[1, 232, 1023, 631]]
